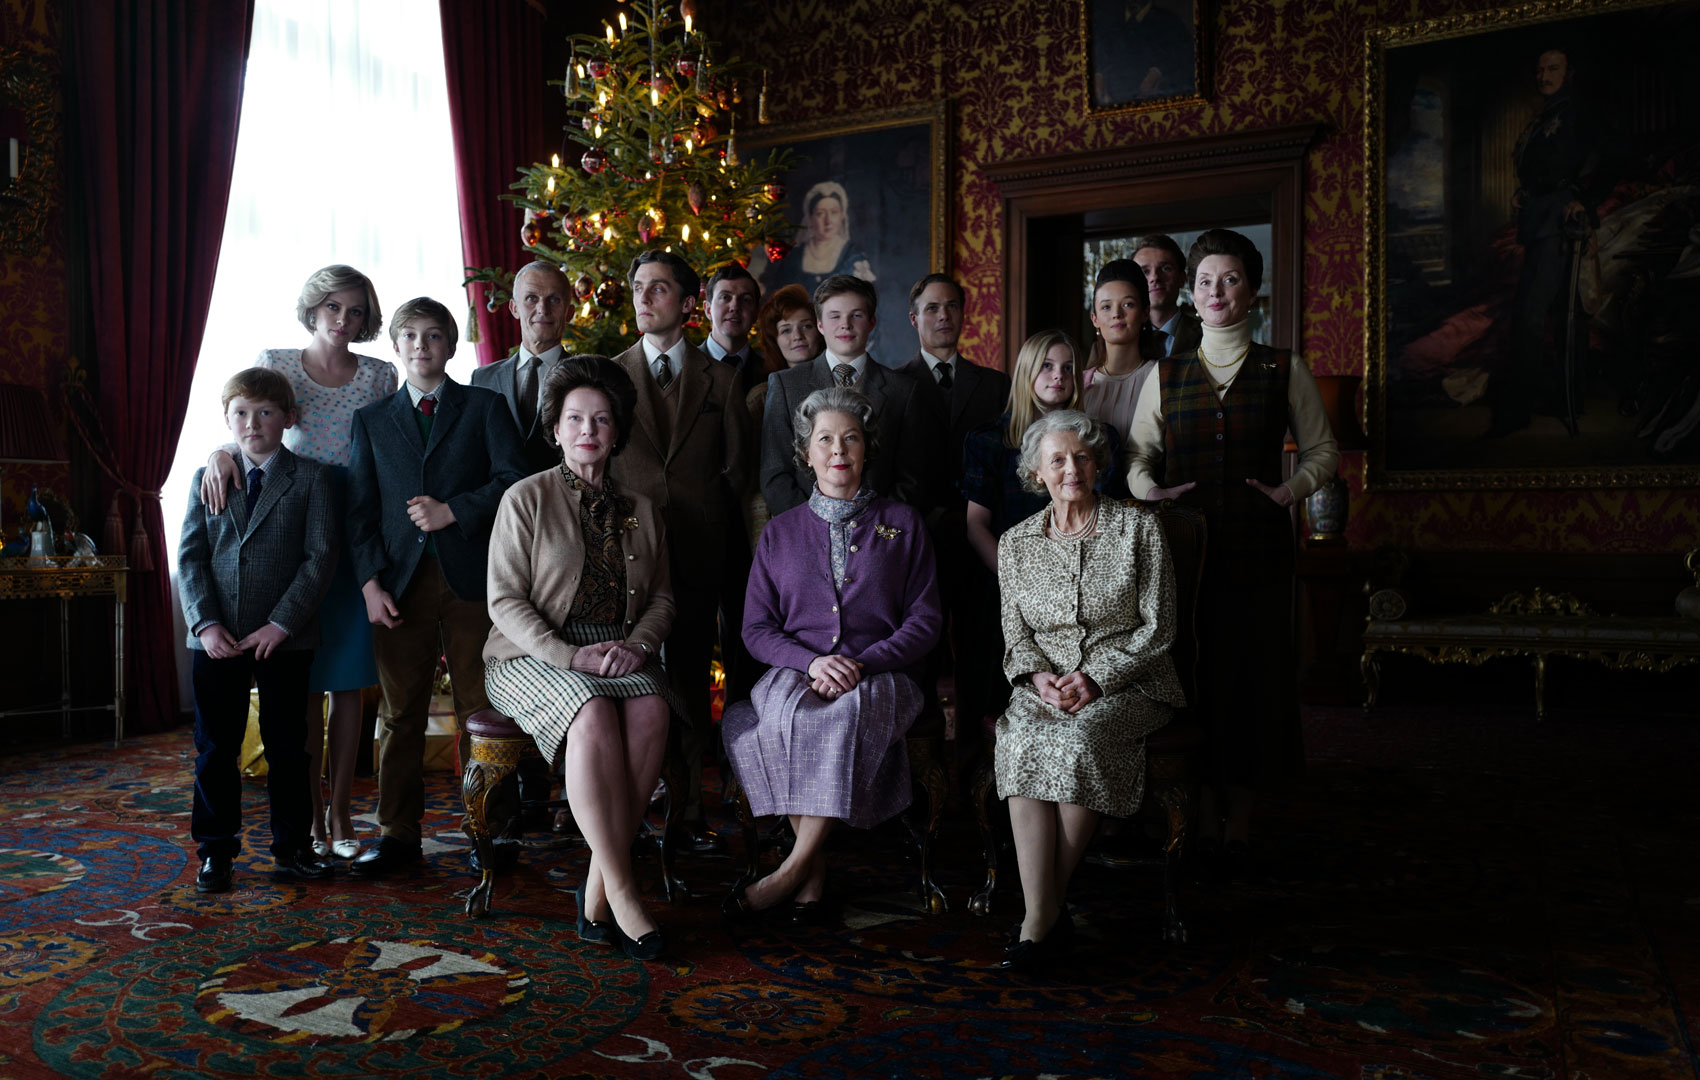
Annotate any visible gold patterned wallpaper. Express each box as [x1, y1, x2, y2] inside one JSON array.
[[0, 0, 70, 533], [717, 0, 1700, 556]]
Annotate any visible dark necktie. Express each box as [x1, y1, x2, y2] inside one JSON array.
[[517, 358, 537, 430], [244, 467, 263, 517], [656, 352, 673, 389], [833, 363, 856, 388], [419, 396, 436, 417], [936, 361, 954, 390]]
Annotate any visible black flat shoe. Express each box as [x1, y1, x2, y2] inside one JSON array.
[[721, 882, 759, 920], [196, 856, 233, 893], [350, 838, 422, 878], [273, 851, 335, 881], [574, 883, 611, 945], [788, 899, 829, 926], [1000, 937, 1046, 973], [610, 917, 666, 961]]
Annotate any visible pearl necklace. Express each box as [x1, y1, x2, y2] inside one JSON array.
[[1051, 501, 1099, 540]]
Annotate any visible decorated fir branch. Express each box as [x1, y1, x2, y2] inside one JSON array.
[[463, 0, 800, 357]]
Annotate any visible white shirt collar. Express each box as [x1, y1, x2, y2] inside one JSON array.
[[704, 335, 748, 363], [518, 343, 564, 368], [641, 335, 685, 368], [405, 378, 447, 407], [918, 348, 960, 377], [241, 448, 280, 474]]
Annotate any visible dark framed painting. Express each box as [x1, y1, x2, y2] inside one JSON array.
[[1365, 0, 1700, 490], [1082, 0, 1211, 114], [744, 101, 950, 366]]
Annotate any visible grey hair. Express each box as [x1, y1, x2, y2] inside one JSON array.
[[790, 386, 882, 469], [1016, 409, 1111, 493]]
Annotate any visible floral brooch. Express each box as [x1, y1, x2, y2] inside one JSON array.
[[623, 516, 641, 532], [874, 523, 902, 540]]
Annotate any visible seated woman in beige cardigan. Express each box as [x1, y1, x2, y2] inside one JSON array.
[[483, 355, 684, 962]]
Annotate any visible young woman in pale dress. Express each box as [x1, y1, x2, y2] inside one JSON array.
[[201, 265, 395, 859]]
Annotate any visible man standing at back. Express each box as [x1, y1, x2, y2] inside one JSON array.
[[611, 250, 751, 854], [760, 274, 931, 516], [700, 265, 763, 393], [473, 261, 571, 475], [1132, 234, 1202, 357]]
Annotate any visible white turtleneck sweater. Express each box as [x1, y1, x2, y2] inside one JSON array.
[[1125, 319, 1340, 502]]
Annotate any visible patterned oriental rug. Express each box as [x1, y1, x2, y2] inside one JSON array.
[[0, 705, 1694, 1079]]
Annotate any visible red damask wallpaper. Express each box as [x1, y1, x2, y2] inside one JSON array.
[[0, 0, 70, 533], [718, 0, 1700, 556]]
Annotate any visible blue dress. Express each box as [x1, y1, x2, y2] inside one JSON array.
[[256, 348, 398, 692]]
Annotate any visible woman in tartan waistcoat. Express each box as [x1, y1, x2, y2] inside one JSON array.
[[1123, 229, 1340, 876]]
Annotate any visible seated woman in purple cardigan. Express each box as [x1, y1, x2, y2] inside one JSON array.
[[721, 386, 942, 920]]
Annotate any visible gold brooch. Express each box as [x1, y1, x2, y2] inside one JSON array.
[[623, 516, 641, 531], [874, 523, 902, 540]]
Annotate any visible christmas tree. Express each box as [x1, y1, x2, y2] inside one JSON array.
[[464, 0, 799, 357]]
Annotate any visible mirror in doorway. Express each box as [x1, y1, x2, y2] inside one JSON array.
[[1083, 224, 1275, 355]]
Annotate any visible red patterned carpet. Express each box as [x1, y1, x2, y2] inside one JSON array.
[[1, 704, 1695, 1079]]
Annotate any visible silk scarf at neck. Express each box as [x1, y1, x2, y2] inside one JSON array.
[[807, 484, 877, 597]]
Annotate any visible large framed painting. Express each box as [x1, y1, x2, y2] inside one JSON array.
[[1082, 0, 1211, 114], [745, 101, 950, 366], [1365, 0, 1700, 490]]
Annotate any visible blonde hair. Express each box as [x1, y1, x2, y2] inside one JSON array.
[[296, 264, 383, 342], [1003, 329, 1083, 449]]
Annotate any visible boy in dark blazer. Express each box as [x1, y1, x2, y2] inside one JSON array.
[[346, 297, 528, 876], [179, 367, 338, 893]]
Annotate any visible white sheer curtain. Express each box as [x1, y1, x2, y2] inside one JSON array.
[[165, 0, 468, 695], [165, 0, 468, 565]]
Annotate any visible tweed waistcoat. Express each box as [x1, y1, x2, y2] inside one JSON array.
[[1159, 344, 1291, 552]]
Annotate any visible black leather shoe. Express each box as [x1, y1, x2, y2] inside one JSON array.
[[575, 883, 611, 945], [350, 838, 423, 878], [610, 917, 666, 961], [196, 856, 233, 893], [674, 821, 727, 856], [1000, 937, 1046, 973], [787, 899, 829, 926], [721, 881, 760, 921], [273, 851, 335, 881]]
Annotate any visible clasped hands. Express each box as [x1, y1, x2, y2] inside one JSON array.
[[569, 640, 645, 678], [807, 654, 863, 699], [1030, 670, 1103, 715], [198, 622, 290, 660]]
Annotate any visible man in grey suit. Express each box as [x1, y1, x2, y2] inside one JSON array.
[[179, 367, 338, 893], [610, 250, 751, 852], [470, 261, 572, 475], [1133, 234, 1202, 357], [761, 274, 932, 516]]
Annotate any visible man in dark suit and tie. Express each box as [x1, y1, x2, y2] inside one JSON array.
[[700, 264, 763, 392], [471, 261, 571, 475], [760, 274, 932, 516], [610, 250, 751, 853], [1133, 234, 1202, 357]]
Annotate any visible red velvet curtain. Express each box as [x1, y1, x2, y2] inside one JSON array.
[[68, 0, 254, 731], [439, 0, 546, 367]]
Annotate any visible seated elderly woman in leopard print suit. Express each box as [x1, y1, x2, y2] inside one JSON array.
[[993, 409, 1186, 972]]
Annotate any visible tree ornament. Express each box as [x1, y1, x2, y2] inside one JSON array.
[[765, 238, 793, 264], [693, 117, 719, 144], [764, 179, 786, 202], [687, 181, 707, 215], [650, 205, 666, 230], [745, 204, 760, 219], [574, 273, 594, 299], [486, 297, 502, 313], [521, 212, 552, 248], [566, 59, 580, 98], [716, 88, 732, 109], [680, 0, 698, 17], [649, 73, 671, 96], [581, 146, 608, 174], [638, 214, 655, 243], [676, 55, 697, 78], [594, 277, 624, 309], [587, 58, 609, 79]]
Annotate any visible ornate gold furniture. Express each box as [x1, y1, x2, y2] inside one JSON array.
[[1361, 587, 1700, 721], [0, 555, 127, 745]]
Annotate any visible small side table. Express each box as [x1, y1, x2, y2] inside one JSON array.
[[0, 555, 128, 746]]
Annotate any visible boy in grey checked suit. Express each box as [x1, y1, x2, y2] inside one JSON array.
[[178, 368, 338, 893]]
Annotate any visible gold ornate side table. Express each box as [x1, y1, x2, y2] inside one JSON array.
[[0, 556, 128, 745]]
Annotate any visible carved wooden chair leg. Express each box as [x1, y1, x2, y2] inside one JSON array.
[[967, 753, 1000, 916], [656, 745, 687, 903], [906, 736, 949, 915], [722, 772, 761, 886], [1155, 779, 1191, 944], [460, 741, 525, 918]]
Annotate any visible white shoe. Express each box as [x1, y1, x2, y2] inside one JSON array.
[[311, 839, 331, 858], [332, 839, 360, 859]]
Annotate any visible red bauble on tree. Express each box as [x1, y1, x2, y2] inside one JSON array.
[[693, 117, 718, 144], [586, 58, 609, 79], [521, 212, 551, 249], [676, 56, 697, 79], [581, 146, 608, 174], [764, 180, 787, 202], [765, 238, 793, 264], [594, 277, 624, 309], [687, 181, 707, 215], [574, 273, 594, 299], [638, 214, 655, 243]]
